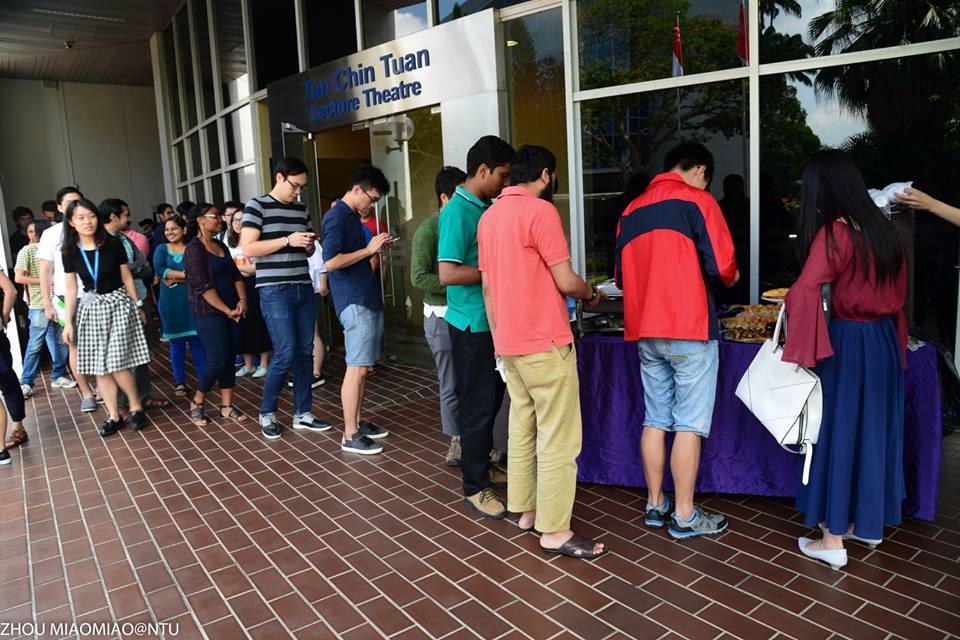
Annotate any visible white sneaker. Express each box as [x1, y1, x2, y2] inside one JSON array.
[[252, 366, 268, 378], [798, 537, 847, 570], [235, 366, 253, 377], [51, 376, 77, 389], [20, 384, 32, 398]]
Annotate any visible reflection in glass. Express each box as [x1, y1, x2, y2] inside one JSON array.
[[193, 0, 216, 117], [215, 0, 248, 106], [228, 165, 258, 202], [578, 0, 744, 91], [176, 6, 197, 129], [225, 106, 255, 165], [436, 0, 527, 24], [206, 125, 222, 171], [504, 8, 569, 236], [188, 133, 203, 178], [363, 1, 427, 47], [250, 0, 298, 90], [760, 52, 960, 348], [178, 187, 190, 204], [162, 25, 182, 137], [306, 2, 357, 67], [174, 143, 187, 185], [762, 0, 959, 63], [193, 181, 206, 203], [209, 175, 225, 208], [581, 80, 749, 290]]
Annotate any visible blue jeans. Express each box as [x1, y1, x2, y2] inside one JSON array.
[[259, 284, 315, 417], [169, 335, 206, 385], [20, 308, 68, 386]]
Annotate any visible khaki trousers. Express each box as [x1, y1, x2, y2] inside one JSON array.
[[503, 343, 583, 533]]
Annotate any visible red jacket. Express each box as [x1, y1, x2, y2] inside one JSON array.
[[616, 173, 737, 341]]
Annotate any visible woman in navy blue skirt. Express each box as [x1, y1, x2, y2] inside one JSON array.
[[782, 150, 907, 571]]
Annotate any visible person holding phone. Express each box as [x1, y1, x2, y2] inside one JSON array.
[[240, 157, 331, 440]]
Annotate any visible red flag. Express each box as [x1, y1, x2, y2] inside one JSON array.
[[737, 0, 749, 64], [672, 15, 684, 77]]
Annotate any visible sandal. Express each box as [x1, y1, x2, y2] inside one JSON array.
[[4, 428, 27, 449], [220, 405, 247, 423], [143, 397, 170, 410], [540, 533, 608, 560], [189, 401, 209, 427], [174, 385, 188, 397]]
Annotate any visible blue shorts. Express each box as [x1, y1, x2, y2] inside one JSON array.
[[637, 339, 719, 438], [339, 304, 384, 367]]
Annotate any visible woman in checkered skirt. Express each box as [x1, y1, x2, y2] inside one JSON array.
[[60, 199, 150, 437]]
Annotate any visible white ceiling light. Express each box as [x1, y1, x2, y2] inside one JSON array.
[[31, 8, 126, 24]]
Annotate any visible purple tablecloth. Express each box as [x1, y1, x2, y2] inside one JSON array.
[[576, 335, 942, 520]]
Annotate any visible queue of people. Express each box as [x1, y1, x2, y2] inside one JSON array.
[[0, 137, 919, 572]]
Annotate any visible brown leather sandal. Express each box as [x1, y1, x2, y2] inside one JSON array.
[[220, 405, 247, 423], [4, 428, 27, 449], [540, 533, 608, 560]]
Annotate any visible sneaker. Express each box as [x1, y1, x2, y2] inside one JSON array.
[[644, 494, 673, 528], [464, 488, 506, 519], [20, 384, 33, 398], [252, 366, 268, 378], [445, 439, 461, 466], [51, 376, 77, 389], [260, 415, 281, 440], [490, 448, 506, 464], [0, 449, 10, 465], [668, 506, 729, 540], [358, 420, 388, 439], [98, 418, 125, 438], [235, 365, 254, 377], [80, 397, 97, 413], [293, 413, 332, 432], [311, 375, 326, 389], [341, 432, 383, 455], [488, 467, 508, 489], [159, 336, 169, 343], [128, 410, 147, 432]]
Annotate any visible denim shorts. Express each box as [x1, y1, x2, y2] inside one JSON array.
[[637, 339, 719, 437], [339, 304, 384, 367]]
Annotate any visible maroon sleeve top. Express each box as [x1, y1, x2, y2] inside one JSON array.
[[782, 221, 907, 369]]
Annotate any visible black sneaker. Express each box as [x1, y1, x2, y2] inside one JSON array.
[[0, 449, 10, 465], [311, 375, 326, 389], [341, 432, 383, 455], [358, 420, 389, 440], [293, 413, 331, 432], [644, 494, 673, 528], [98, 419, 125, 438], [128, 410, 147, 432], [260, 415, 281, 440]]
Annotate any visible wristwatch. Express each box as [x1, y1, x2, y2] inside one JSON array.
[[134, 299, 144, 309], [283, 236, 290, 247]]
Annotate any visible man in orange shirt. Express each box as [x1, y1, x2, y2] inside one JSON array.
[[478, 145, 608, 559]]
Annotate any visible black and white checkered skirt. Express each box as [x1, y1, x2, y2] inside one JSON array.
[[76, 288, 150, 376]]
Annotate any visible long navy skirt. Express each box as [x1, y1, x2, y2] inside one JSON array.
[[795, 317, 905, 540]]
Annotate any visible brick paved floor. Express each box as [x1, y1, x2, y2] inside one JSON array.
[[1, 345, 959, 639]]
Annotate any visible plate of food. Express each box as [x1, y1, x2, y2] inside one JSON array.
[[761, 287, 789, 303], [720, 304, 782, 343]]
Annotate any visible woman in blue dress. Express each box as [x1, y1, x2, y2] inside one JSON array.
[[153, 215, 206, 396]]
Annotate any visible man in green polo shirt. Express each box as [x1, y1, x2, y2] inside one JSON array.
[[438, 135, 516, 519]]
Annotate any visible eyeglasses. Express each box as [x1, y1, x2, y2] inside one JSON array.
[[200, 213, 220, 220], [361, 187, 380, 205], [284, 176, 308, 192]]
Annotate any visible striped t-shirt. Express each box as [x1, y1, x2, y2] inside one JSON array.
[[241, 195, 313, 288]]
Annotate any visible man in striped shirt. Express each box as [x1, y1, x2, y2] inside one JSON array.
[[240, 157, 331, 440]]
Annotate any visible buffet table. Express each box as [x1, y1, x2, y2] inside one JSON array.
[[575, 334, 943, 520]]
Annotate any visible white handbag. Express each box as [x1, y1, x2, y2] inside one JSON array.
[[735, 305, 823, 485]]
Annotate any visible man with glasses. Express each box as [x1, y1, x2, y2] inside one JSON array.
[[322, 165, 393, 454], [240, 157, 331, 439]]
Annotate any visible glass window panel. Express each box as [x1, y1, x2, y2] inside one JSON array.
[[228, 165, 258, 202], [225, 106, 255, 165], [216, 0, 248, 105], [307, 1, 357, 67], [363, 1, 427, 48], [193, 181, 207, 203], [581, 79, 749, 289], [504, 9, 570, 236], [174, 143, 187, 184], [250, 0, 298, 90], [178, 186, 190, 204], [206, 124, 222, 171], [188, 133, 203, 177], [176, 6, 198, 129], [577, 0, 746, 91], [209, 175, 225, 207], [163, 25, 183, 137], [760, 53, 960, 349], [437, 0, 527, 24], [762, 0, 960, 63], [193, 0, 217, 117]]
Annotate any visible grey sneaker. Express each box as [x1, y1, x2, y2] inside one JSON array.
[[20, 384, 33, 398], [668, 506, 729, 539], [341, 432, 383, 455], [445, 439, 461, 466], [293, 413, 331, 432], [644, 494, 673, 528], [80, 397, 97, 413], [260, 414, 281, 440], [358, 420, 388, 440]]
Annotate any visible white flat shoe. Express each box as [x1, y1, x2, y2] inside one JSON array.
[[798, 536, 847, 570], [842, 533, 881, 548]]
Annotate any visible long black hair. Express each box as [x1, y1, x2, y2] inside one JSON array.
[[61, 198, 108, 256], [185, 202, 215, 239], [797, 150, 903, 284]]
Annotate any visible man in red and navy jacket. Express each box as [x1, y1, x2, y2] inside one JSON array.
[[615, 142, 739, 541]]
